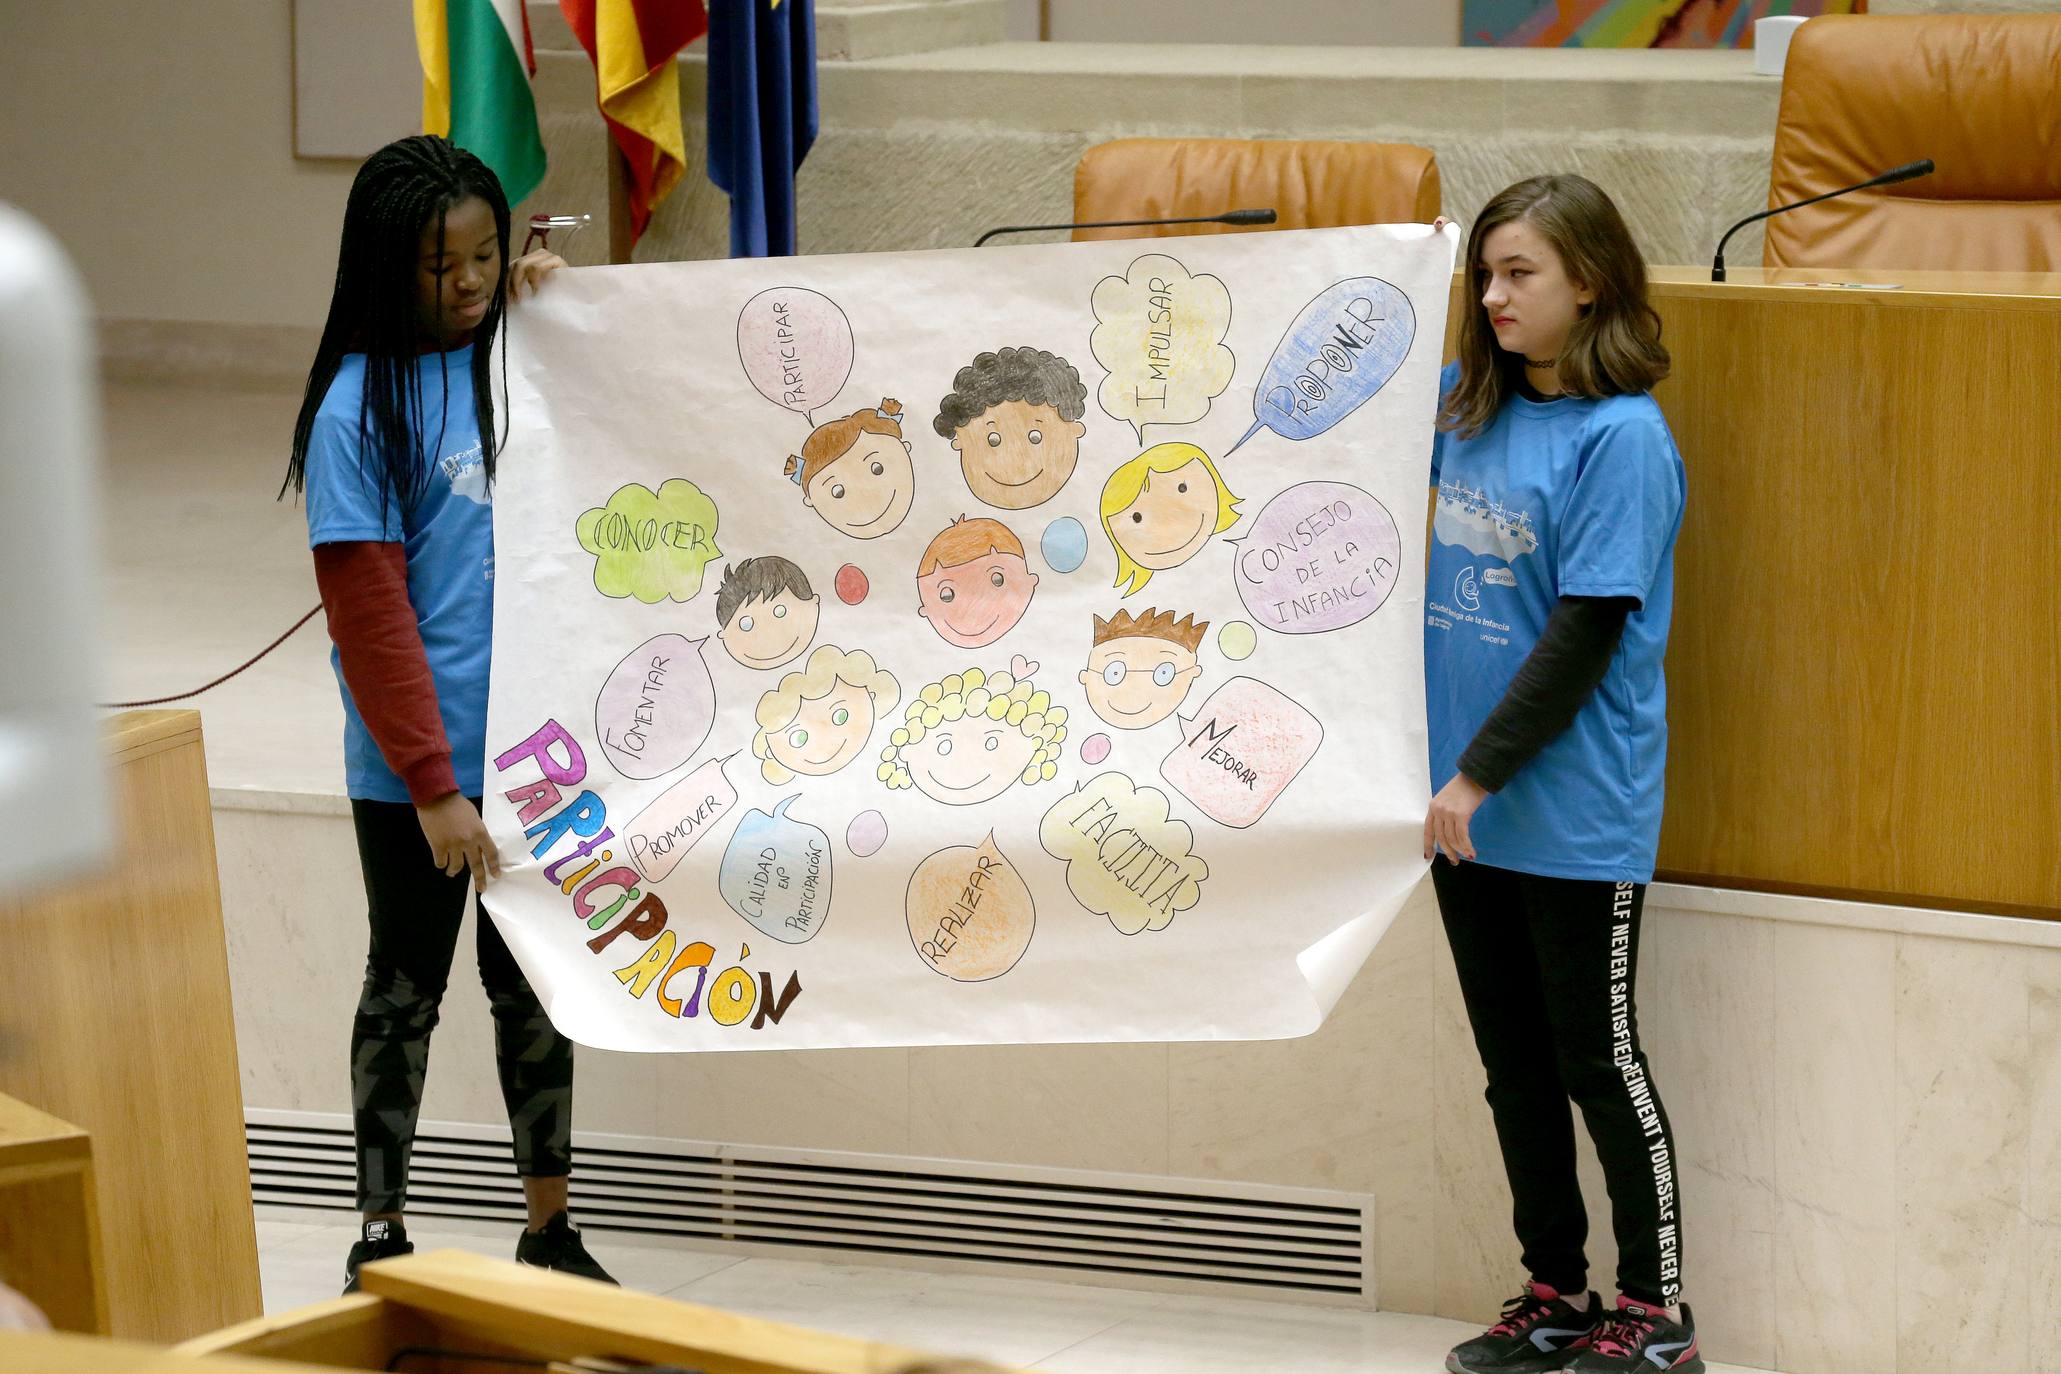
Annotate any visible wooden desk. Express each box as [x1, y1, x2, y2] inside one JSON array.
[[0, 1093, 107, 1334], [180, 1248, 1025, 1373], [0, 711, 261, 1338], [0, 1331, 337, 1374], [1441, 269, 2061, 916]]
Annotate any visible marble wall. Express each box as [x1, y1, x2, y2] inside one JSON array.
[[215, 794, 2061, 1374]]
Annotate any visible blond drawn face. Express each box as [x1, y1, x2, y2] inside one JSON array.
[[764, 679, 876, 778], [805, 433, 915, 539], [1079, 637, 1201, 730], [1110, 460, 1219, 571], [901, 716, 1040, 806]]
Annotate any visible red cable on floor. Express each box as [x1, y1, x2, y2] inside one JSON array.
[[99, 603, 324, 709]]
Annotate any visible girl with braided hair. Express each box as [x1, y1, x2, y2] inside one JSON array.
[[281, 134, 612, 1292]]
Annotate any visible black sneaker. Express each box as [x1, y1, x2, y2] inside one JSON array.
[[1565, 1298, 1705, 1372], [1447, 1281, 1603, 1372], [514, 1209, 619, 1284], [342, 1219, 414, 1295]]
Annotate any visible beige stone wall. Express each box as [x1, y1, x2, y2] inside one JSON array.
[[0, 1, 360, 328], [1, 5, 1785, 334], [521, 42, 1783, 276]]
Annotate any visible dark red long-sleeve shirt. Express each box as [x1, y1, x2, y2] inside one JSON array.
[[313, 541, 459, 805]]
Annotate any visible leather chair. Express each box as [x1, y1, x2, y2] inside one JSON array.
[[1071, 138, 1440, 241], [1765, 14, 2061, 272]]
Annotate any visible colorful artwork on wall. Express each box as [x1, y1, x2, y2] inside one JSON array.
[[1462, 0, 1864, 49]]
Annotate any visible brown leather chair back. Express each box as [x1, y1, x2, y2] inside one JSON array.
[[1071, 138, 1440, 241], [1765, 14, 2061, 272]]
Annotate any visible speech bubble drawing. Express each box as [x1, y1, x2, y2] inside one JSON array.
[[1160, 676, 1322, 829], [1038, 771, 1208, 936], [1230, 481, 1400, 635], [1228, 277, 1416, 454], [621, 753, 738, 884], [576, 479, 723, 604], [905, 832, 1036, 982], [737, 287, 854, 424], [1089, 255, 1236, 443], [718, 795, 833, 945], [594, 634, 717, 779]]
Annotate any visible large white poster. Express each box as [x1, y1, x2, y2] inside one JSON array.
[[483, 223, 1456, 1052]]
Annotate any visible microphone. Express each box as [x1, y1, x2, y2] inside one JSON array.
[[1711, 160, 1934, 281], [975, 208, 1277, 248]]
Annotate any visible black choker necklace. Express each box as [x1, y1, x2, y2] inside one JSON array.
[[1524, 354, 1558, 369]]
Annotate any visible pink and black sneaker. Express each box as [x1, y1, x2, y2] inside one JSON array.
[[1446, 1280, 1603, 1373], [1565, 1296, 1705, 1372]]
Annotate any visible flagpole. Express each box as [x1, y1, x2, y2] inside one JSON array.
[[606, 136, 634, 265]]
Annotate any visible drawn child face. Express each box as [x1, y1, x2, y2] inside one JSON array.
[[1109, 459, 1220, 571], [763, 679, 875, 778], [917, 551, 1039, 648], [718, 589, 820, 669], [805, 433, 914, 539], [1079, 637, 1201, 731], [950, 399, 1086, 509], [901, 715, 1041, 806]]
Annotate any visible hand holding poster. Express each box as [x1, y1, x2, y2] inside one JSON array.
[[485, 224, 1457, 1051]]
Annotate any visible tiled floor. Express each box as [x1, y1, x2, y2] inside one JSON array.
[[258, 1204, 1776, 1373]]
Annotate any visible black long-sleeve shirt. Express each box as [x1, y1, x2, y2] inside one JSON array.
[[1456, 594, 1636, 793]]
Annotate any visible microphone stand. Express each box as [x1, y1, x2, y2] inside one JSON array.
[[1712, 159, 1935, 282], [976, 208, 1278, 248]]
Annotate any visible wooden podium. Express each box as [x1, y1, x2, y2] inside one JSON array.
[[1446, 268, 2059, 917], [0, 711, 260, 1338], [175, 1249, 1020, 1373], [1642, 269, 2060, 917]]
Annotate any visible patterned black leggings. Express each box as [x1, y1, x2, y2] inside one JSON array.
[[349, 798, 573, 1215]]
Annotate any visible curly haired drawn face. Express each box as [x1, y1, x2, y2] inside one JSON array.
[[901, 715, 1042, 805], [764, 679, 876, 778], [879, 668, 1066, 806], [805, 433, 914, 539], [950, 399, 1086, 509]]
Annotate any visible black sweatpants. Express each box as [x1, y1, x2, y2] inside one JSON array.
[[349, 798, 574, 1214], [1432, 856, 1684, 1307]]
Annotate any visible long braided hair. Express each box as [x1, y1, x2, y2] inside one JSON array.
[[281, 135, 512, 517]]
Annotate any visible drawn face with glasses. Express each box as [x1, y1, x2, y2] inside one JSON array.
[[1078, 608, 1207, 731]]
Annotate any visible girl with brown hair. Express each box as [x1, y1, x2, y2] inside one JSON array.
[[784, 398, 916, 539], [1422, 176, 1702, 1374]]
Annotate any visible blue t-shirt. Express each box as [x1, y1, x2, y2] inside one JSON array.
[[1425, 361, 1686, 883], [303, 347, 493, 803]]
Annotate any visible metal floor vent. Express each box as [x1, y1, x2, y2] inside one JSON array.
[[247, 1109, 1374, 1304]]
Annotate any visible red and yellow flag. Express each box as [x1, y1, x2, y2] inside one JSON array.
[[559, 0, 710, 244]]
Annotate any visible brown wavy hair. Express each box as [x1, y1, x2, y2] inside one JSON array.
[[1440, 175, 1669, 441], [783, 398, 904, 489]]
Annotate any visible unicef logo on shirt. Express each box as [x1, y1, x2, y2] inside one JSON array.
[[1454, 566, 1481, 612], [441, 442, 490, 505]]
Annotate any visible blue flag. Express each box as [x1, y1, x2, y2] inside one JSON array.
[[707, 0, 818, 258]]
